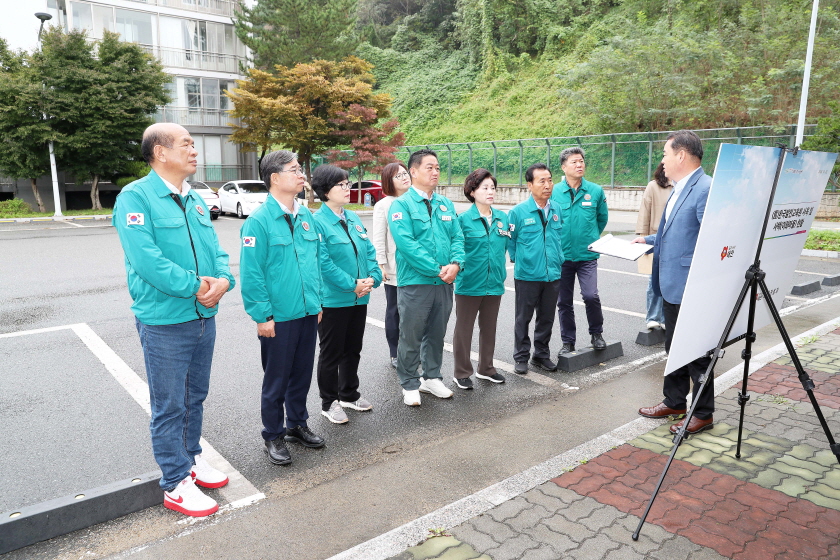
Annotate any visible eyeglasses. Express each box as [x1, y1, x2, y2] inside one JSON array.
[[335, 181, 352, 190], [278, 166, 305, 175], [394, 172, 410, 180]]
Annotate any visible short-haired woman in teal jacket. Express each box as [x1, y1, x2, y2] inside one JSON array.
[[311, 165, 382, 424]]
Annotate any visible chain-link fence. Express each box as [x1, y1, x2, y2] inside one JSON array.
[[316, 124, 826, 189]]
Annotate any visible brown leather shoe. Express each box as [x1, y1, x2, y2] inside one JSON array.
[[670, 415, 713, 435], [638, 402, 686, 418]]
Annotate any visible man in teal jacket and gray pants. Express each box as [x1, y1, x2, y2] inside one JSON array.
[[389, 149, 465, 406], [114, 123, 235, 518]]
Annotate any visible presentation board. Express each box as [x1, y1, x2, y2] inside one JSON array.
[[665, 144, 838, 375]]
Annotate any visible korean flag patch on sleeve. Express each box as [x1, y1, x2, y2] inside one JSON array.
[[242, 236, 256, 247], [126, 213, 144, 226], [391, 212, 403, 221]]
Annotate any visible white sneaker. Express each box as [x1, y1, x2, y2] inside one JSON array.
[[321, 400, 349, 424], [419, 377, 454, 399], [660, 322, 667, 330], [339, 396, 373, 411], [403, 389, 421, 406], [164, 475, 218, 517], [191, 453, 229, 489], [646, 320, 660, 330]]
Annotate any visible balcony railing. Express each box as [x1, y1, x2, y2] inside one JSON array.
[[142, 45, 245, 73], [125, 0, 239, 17], [156, 106, 237, 128], [190, 165, 251, 183]]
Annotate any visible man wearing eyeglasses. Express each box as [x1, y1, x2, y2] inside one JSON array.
[[388, 149, 465, 406], [239, 150, 326, 466]]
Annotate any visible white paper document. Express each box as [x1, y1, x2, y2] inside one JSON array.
[[588, 234, 652, 261]]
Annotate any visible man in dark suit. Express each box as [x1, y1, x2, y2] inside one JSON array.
[[633, 130, 714, 435]]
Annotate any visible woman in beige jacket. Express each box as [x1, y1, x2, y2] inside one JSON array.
[[635, 162, 673, 330], [371, 162, 411, 368]]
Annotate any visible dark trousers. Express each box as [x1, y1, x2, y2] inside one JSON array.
[[317, 305, 366, 410], [259, 315, 318, 441], [453, 294, 502, 379], [514, 279, 561, 363], [662, 300, 715, 420], [558, 259, 604, 344], [384, 284, 400, 359]]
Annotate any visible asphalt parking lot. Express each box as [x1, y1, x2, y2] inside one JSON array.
[[3, 207, 840, 557]]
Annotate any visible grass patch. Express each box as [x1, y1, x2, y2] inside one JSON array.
[[804, 229, 840, 252], [0, 199, 114, 219]]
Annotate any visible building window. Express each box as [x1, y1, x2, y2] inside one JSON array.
[[115, 9, 154, 45]]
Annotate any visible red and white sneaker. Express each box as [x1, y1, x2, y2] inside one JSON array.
[[191, 453, 229, 489], [163, 475, 219, 517]]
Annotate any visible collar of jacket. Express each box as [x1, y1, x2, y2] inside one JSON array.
[[315, 204, 351, 224], [146, 169, 200, 203], [407, 186, 439, 204], [556, 177, 596, 196], [465, 203, 503, 222], [264, 194, 300, 221], [525, 195, 554, 216]]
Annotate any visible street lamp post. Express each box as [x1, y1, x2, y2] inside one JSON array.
[[35, 12, 63, 218]]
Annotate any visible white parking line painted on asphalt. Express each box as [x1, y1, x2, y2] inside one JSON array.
[[504, 264, 648, 278], [785, 295, 810, 301], [69, 323, 264, 508], [795, 269, 832, 276], [364, 317, 575, 390], [327, 314, 840, 560], [780, 289, 840, 317], [502, 286, 645, 318], [2, 322, 263, 509]]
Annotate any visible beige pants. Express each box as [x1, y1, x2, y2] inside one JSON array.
[[453, 294, 503, 379]]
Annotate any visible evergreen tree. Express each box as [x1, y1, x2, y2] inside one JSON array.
[[235, 0, 359, 70]]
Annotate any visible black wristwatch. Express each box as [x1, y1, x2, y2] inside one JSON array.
[[265, 316, 274, 322]]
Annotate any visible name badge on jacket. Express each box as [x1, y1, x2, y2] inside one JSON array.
[[582, 202, 592, 207], [441, 215, 452, 221]]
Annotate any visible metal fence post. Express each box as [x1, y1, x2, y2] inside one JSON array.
[[467, 143, 473, 173], [736, 127, 742, 145], [546, 139, 551, 168], [491, 142, 497, 177], [518, 140, 523, 187], [446, 145, 452, 186], [610, 135, 616, 187], [647, 133, 653, 183]]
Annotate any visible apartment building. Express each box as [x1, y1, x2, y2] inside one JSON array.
[[1, 0, 256, 210]]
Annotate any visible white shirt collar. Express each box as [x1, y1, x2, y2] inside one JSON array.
[[161, 177, 191, 196], [330, 205, 346, 221], [412, 185, 433, 200], [674, 166, 702, 194], [272, 193, 300, 217]]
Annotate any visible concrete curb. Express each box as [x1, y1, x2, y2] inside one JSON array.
[[0, 215, 112, 223], [802, 248, 840, 258], [0, 471, 162, 554], [326, 315, 840, 560]]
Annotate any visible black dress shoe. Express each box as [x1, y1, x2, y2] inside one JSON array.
[[559, 343, 575, 355], [284, 425, 325, 448], [514, 361, 528, 375], [591, 334, 607, 350], [530, 357, 558, 372], [264, 437, 292, 465]]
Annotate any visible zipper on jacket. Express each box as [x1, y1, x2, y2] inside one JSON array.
[[170, 193, 202, 319], [479, 215, 491, 294], [284, 214, 309, 315], [339, 218, 362, 303], [537, 207, 549, 279]]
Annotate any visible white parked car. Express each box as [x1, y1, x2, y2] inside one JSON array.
[[187, 181, 220, 220], [218, 180, 269, 218]]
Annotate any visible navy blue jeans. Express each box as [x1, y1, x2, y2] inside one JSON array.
[[260, 315, 318, 441], [136, 317, 215, 492], [557, 259, 604, 344]]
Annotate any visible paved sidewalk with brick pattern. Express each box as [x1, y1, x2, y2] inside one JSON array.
[[388, 333, 840, 560]]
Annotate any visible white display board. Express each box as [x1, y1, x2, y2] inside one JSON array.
[[665, 144, 838, 375]]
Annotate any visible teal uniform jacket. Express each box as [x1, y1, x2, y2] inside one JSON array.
[[551, 178, 608, 262], [388, 188, 465, 287], [312, 205, 382, 307], [239, 196, 322, 323], [114, 170, 235, 326], [507, 197, 564, 282], [455, 204, 509, 296]]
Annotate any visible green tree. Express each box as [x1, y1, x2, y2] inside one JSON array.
[[0, 39, 55, 212], [802, 101, 840, 190], [35, 28, 169, 209], [227, 57, 393, 202], [235, 0, 359, 69]]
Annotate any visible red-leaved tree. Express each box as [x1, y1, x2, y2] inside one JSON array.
[[325, 104, 405, 198]]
